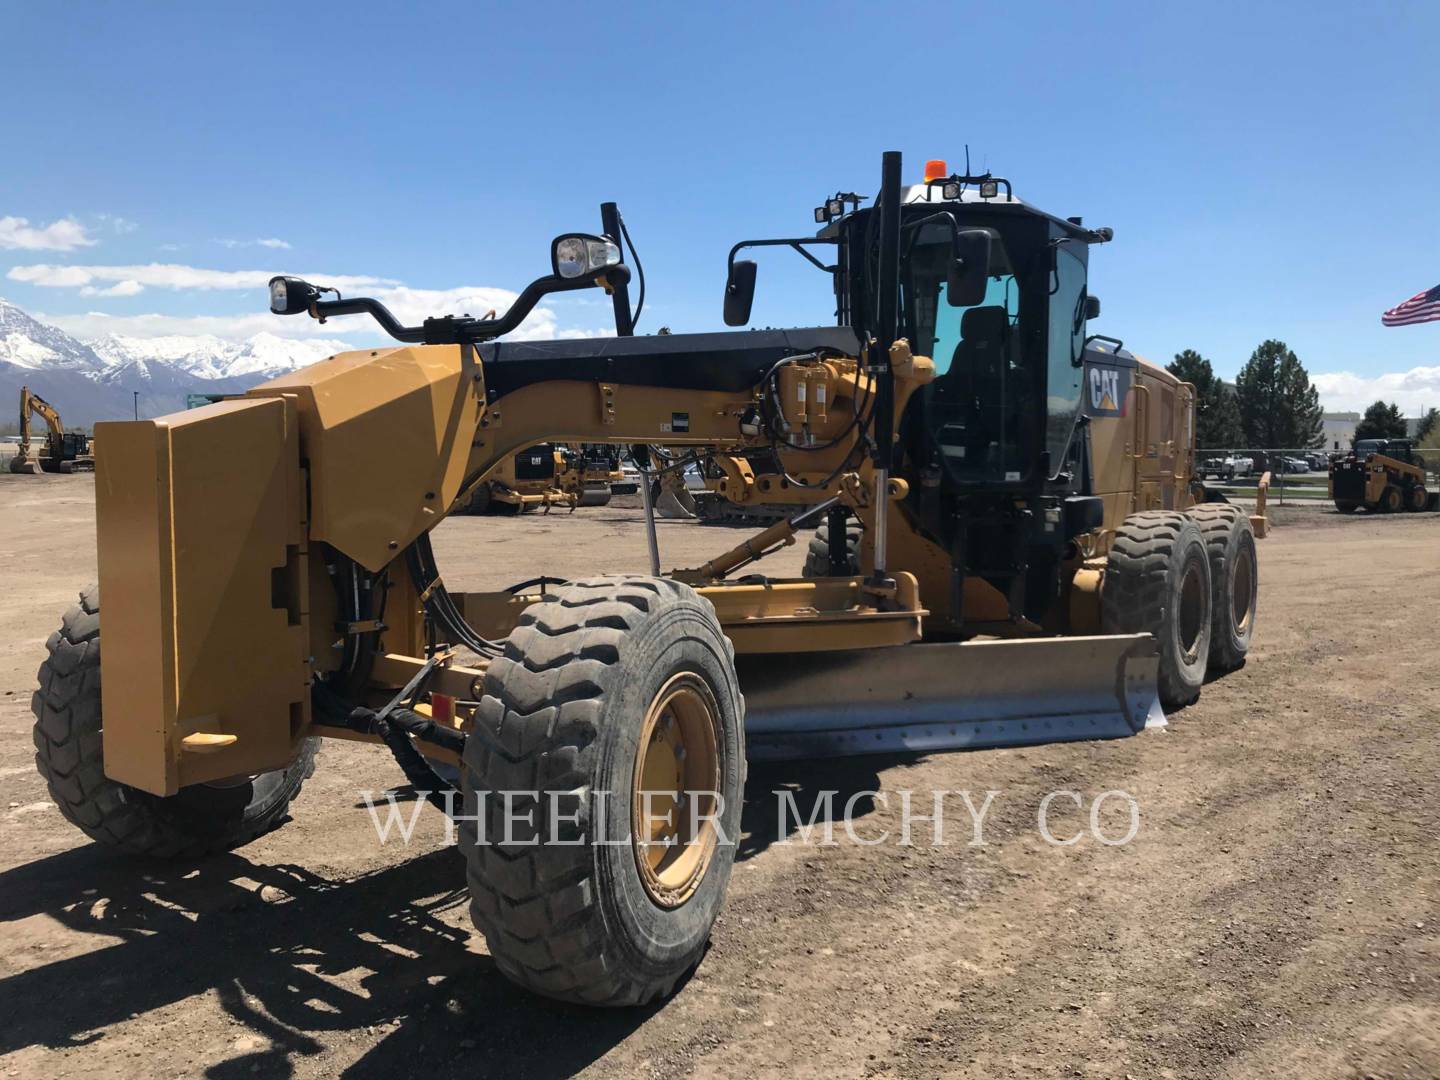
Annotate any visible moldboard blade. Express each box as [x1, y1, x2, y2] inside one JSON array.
[[738, 634, 1164, 759]]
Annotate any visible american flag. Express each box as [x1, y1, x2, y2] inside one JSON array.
[[1382, 283, 1440, 327]]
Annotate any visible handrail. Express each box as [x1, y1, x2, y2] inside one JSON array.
[[1128, 384, 1150, 462]]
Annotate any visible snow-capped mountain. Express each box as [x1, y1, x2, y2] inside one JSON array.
[[0, 298, 354, 426], [0, 298, 107, 374], [87, 331, 352, 381]]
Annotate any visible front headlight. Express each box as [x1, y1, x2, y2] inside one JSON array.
[[269, 277, 291, 314], [552, 234, 621, 279], [268, 275, 319, 316]]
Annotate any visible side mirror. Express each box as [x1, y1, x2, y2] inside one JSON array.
[[1085, 294, 1101, 320], [551, 233, 621, 281], [723, 259, 758, 326], [945, 229, 992, 307]]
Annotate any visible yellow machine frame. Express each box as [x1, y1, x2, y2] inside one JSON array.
[[94, 329, 1203, 794]]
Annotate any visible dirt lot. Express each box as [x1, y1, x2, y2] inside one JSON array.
[[1, 474, 1437, 1079]]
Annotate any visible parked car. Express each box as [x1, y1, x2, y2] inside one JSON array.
[[1225, 456, 1255, 477], [1199, 457, 1235, 481]]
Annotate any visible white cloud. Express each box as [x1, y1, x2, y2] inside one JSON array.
[[97, 214, 139, 235], [0, 215, 97, 251], [159, 243, 184, 252], [39, 310, 371, 342], [79, 280, 144, 298], [1313, 365, 1440, 414], [217, 237, 292, 250], [8, 262, 394, 292]]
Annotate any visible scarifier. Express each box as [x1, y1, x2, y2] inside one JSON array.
[[30, 152, 1260, 1006]]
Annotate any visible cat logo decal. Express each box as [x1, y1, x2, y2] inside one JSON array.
[[1088, 368, 1124, 415]]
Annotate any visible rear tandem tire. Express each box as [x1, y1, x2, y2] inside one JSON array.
[[1101, 512, 1212, 709], [462, 576, 745, 1006], [1185, 504, 1258, 672], [31, 585, 317, 858]]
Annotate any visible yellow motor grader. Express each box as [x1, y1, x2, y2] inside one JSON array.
[[556, 444, 625, 506], [30, 152, 1260, 1008], [452, 443, 576, 514]]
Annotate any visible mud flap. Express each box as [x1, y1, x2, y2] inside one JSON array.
[[738, 634, 1164, 759]]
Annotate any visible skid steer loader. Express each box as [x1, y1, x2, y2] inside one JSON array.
[[1329, 438, 1438, 512], [30, 152, 1260, 1008]]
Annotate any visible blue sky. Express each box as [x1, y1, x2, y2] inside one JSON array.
[[4, 1, 1438, 410]]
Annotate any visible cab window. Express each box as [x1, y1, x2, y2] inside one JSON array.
[[932, 275, 1018, 376], [1046, 247, 1087, 472]]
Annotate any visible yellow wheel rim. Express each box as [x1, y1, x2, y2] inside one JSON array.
[[631, 673, 722, 909]]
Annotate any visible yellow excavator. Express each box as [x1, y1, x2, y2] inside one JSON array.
[[9, 386, 94, 474], [30, 152, 1261, 1008]]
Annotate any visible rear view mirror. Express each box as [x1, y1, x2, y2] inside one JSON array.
[[1085, 294, 1101, 320], [723, 259, 757, 326], [946, 229, 992, 307]]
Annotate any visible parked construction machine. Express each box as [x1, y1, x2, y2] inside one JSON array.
[[9, 386, 94, 474], [31, 152, 1260, 1008], [1329, 438, 1438, 512], [558, 444, 625, 506], [452, 443, 576, 514]]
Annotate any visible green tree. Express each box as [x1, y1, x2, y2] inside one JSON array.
[[1415, 407, 1438, 444], [1234, 340, 1324, 449], [1353, 400, 1407, 442], [1166, 348, 1245, 449]]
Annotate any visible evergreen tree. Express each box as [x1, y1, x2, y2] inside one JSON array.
[[1414, 407, 1438, 444], [1166, 349, 1245, 449], [1353, 400, 1407, 442], [1234, 340, 1325, 449]]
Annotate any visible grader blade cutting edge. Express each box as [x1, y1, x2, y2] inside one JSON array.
[[737, 634, 1164, 759]]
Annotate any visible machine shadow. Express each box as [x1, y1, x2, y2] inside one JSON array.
[[737, 752, 926, 863], [0, 843, 652, 1079]]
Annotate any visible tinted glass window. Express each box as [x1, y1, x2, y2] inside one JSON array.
[[1046, 247, 1087, 473]]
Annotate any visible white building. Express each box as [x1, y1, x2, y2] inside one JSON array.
[[1322, 412, 1359, 452]]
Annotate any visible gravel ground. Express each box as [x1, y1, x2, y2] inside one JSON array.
[[0, 473, 1436, 1079]]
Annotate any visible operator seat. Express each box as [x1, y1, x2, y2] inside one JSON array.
[[931, 305, 1013, 469], [953, 306, 1010, 392]]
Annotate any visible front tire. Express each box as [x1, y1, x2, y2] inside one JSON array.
[[1102, 512, 1212, 709], [462, 576, 744, 1006], [31, 586, 317, 858], [1379, 486, 1402, 513]]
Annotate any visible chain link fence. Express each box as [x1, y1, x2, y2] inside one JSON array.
[[1195, 446, 1440, 505]]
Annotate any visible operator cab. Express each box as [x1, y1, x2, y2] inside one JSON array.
[[725, 170, 1111, 498], [849, 184, 1102, 494], [1353, 438, 1415, 462]]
